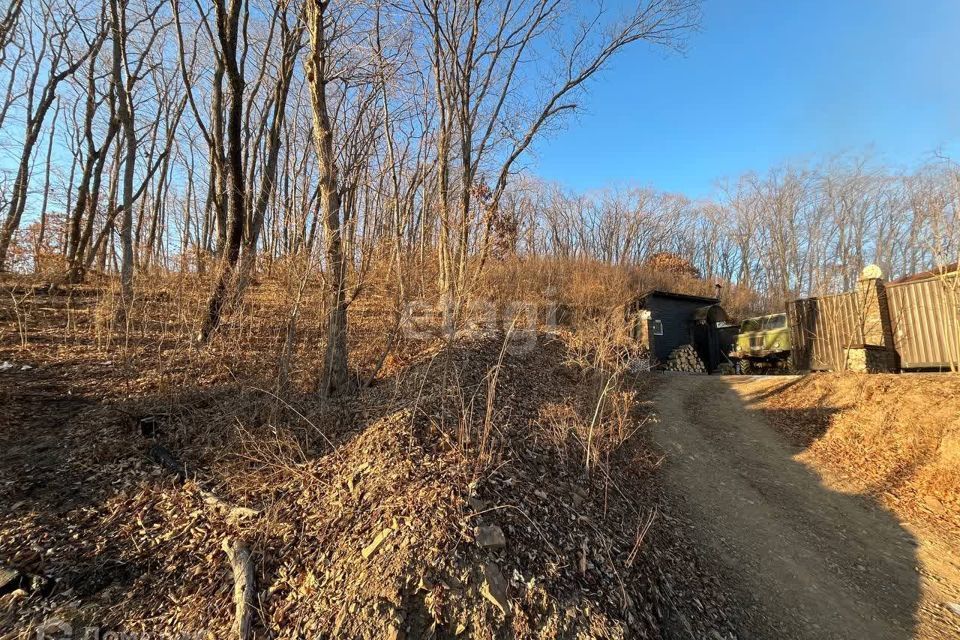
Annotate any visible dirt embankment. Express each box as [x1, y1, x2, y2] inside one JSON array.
[[735, 374, 960, 536], [0, 290, 737, 640]]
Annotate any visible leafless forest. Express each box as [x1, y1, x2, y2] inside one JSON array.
[[1, 0, 958, 354]]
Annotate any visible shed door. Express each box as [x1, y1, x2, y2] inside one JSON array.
[[692, 322, 720, 373]]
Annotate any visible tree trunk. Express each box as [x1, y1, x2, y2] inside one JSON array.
[[196, 0, 247, 343], [232, 15, 300, 303], [36, 100, 59, 268], [111, 0, 136, 307], [0, 127, 42, 269], [305, 0, 349, 395]]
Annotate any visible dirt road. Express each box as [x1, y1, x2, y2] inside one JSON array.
[[651, 374, 959, 640]]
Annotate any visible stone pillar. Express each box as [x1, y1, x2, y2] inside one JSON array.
[[856, 276, 894, 349], [854, 273, 896, 371], [845, 346, 895, 373]]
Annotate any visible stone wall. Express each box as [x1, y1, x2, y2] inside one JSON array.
[[845, 346, 897, 373]]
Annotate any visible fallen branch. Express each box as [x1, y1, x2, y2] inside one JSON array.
[[222, 538, 255, 640], [147, 443, 259, 523]]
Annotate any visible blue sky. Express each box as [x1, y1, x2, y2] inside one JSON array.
[[532, 0, 960, 198]]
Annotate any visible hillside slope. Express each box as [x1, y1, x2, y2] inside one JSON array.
[[0, 326, 737, 638]]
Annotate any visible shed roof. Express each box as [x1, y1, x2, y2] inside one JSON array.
[[889, 262, 959, 285], [633, 289, 720, 305]]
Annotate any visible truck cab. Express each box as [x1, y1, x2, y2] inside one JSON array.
[[731, 313, 791, 371]]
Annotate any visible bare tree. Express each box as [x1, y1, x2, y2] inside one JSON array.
[[416, 0, 701, 322], [194, 0, 248, 341], [304, 0, 351, 394], [0, 0, 103, 269], [233, 5, 304, 300]]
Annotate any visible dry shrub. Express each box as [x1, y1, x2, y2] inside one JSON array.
[[1, 283, 33, 349], [642, 251, 701, 278], [565, 308, 643, 374], [537, 311, 650, 476], [538, 384, 639, 474], [481, 257, 634, 319], [481, 255, 767, 324]]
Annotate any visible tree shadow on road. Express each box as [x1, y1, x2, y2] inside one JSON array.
[[651, 375, 922, 640], [733, 376, 856, 449]]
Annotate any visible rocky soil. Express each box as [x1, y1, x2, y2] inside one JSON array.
[[0, 288, 739, 640]]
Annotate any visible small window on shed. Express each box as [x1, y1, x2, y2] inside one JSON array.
[[651, 319, 663, 336]]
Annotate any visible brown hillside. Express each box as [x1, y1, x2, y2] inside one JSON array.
[[0, 282, 737, 638], [737, 374, 960, 536]]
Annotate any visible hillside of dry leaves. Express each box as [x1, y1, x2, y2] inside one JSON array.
[[738, 373, 960, 538], [0, 275, 739, 639]]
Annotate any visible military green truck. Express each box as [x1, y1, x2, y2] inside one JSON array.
[[730, 313, 792, 373]]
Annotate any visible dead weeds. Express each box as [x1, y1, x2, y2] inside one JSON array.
[[0, 276, 736, 639]]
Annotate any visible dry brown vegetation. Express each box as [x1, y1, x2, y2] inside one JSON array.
[[3, 0, 959, 635], [0, 270, 739, 639], [738, 374, 960, 537]]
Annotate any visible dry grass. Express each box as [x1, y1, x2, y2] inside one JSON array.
[[537, 311, 653, 479], [480, 255, 766, 321], [0, 271, 737, 639], [740, 373, 960, 534]]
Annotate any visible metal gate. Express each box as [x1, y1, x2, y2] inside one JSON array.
[[887, 276, 960, 369], [788, 292, 865, 371]]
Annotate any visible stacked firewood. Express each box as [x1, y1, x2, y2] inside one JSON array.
[[664, 344, 707, 373]]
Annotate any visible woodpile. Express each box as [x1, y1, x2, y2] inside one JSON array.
[[665, 344, 707, 373]]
